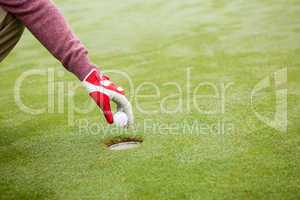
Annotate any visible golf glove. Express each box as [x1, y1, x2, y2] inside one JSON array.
[[82, 69, 134, 127]]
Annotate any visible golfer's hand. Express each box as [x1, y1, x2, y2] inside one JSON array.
[[82, 69, 134, 126]]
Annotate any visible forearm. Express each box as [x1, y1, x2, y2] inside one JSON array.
[[0, 0, 94, 80]]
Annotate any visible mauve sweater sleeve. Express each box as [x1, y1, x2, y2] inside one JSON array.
[[0, 0, 95, 80]]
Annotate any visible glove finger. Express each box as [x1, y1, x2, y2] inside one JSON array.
[[111, 93, 134, 126], [117, 103, 124, 112], [90, 91, 114, 124]]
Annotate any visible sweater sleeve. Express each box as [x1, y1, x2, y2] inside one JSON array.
[[0, 0, 95, 80]]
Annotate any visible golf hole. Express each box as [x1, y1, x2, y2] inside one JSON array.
[[105, 137, 143, 151]]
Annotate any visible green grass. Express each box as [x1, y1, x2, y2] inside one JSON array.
[[0, 0, 300, 199]]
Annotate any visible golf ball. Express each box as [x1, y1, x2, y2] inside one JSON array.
[[113, 111, 128, 127]]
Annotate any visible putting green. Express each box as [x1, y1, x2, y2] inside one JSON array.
[[0, 0, 299, 199]]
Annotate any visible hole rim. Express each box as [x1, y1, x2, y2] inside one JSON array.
[[104, 136, 144, 150]]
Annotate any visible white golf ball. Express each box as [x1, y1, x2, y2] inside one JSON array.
[[113, 111, 128, 127]]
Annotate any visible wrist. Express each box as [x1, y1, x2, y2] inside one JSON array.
[[72, 64, 97, 81]]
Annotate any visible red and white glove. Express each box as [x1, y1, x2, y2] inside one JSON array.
[[82, 69, 134, 127]]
